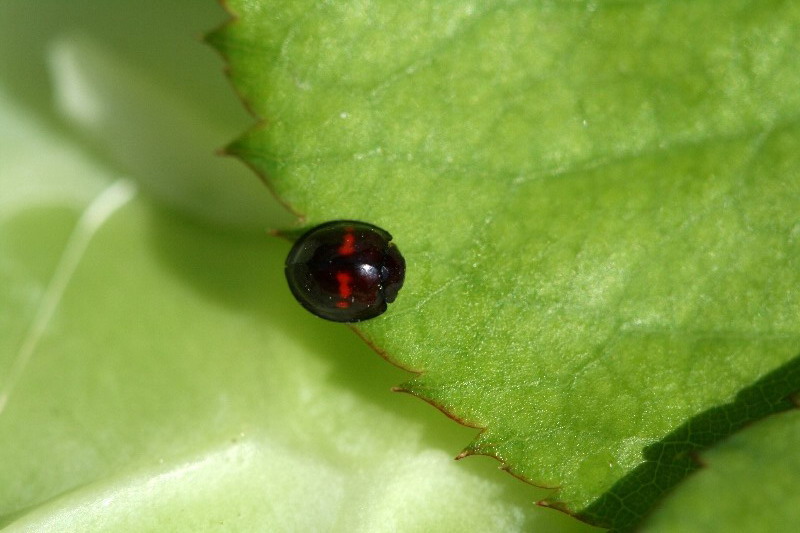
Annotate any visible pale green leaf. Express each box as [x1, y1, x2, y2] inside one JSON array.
[[641, 409, 800, 533], [0, 0, 288, 230]]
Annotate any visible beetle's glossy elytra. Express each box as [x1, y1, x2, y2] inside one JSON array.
[[284, 220, 405, 322]]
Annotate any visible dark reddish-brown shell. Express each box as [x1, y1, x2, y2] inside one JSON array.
[[284, 221, 405, 322]]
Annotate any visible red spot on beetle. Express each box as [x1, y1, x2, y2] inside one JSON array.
[[338, 231, 356, 255], [336, 271, 353, 300]]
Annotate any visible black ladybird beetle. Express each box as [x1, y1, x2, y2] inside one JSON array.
[[284, 220, 405, 322]]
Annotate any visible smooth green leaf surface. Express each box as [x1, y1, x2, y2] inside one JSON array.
[[0, 89, 108, 367], [641, 409, 800, 533], [211, 0, 800, 527]]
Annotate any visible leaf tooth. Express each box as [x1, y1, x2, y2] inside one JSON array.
[[204, 0, 240, 52], [454, 447, 475, 461], [536, 498, 572, 514]]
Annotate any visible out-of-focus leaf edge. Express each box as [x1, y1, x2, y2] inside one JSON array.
[[204, 4, 800, 531]]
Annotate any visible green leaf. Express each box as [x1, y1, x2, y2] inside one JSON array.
[[0, 2, 602, 528], [640, 409, 800, 533], [0, 85, 594, 532], [211, 0, 800, 528]]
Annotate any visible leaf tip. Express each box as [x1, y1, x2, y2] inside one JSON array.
[[536, 498, 572, 514], [219, 139, 241, 158], [454, 449, 473, 461], [204, 1, 239, 57]]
